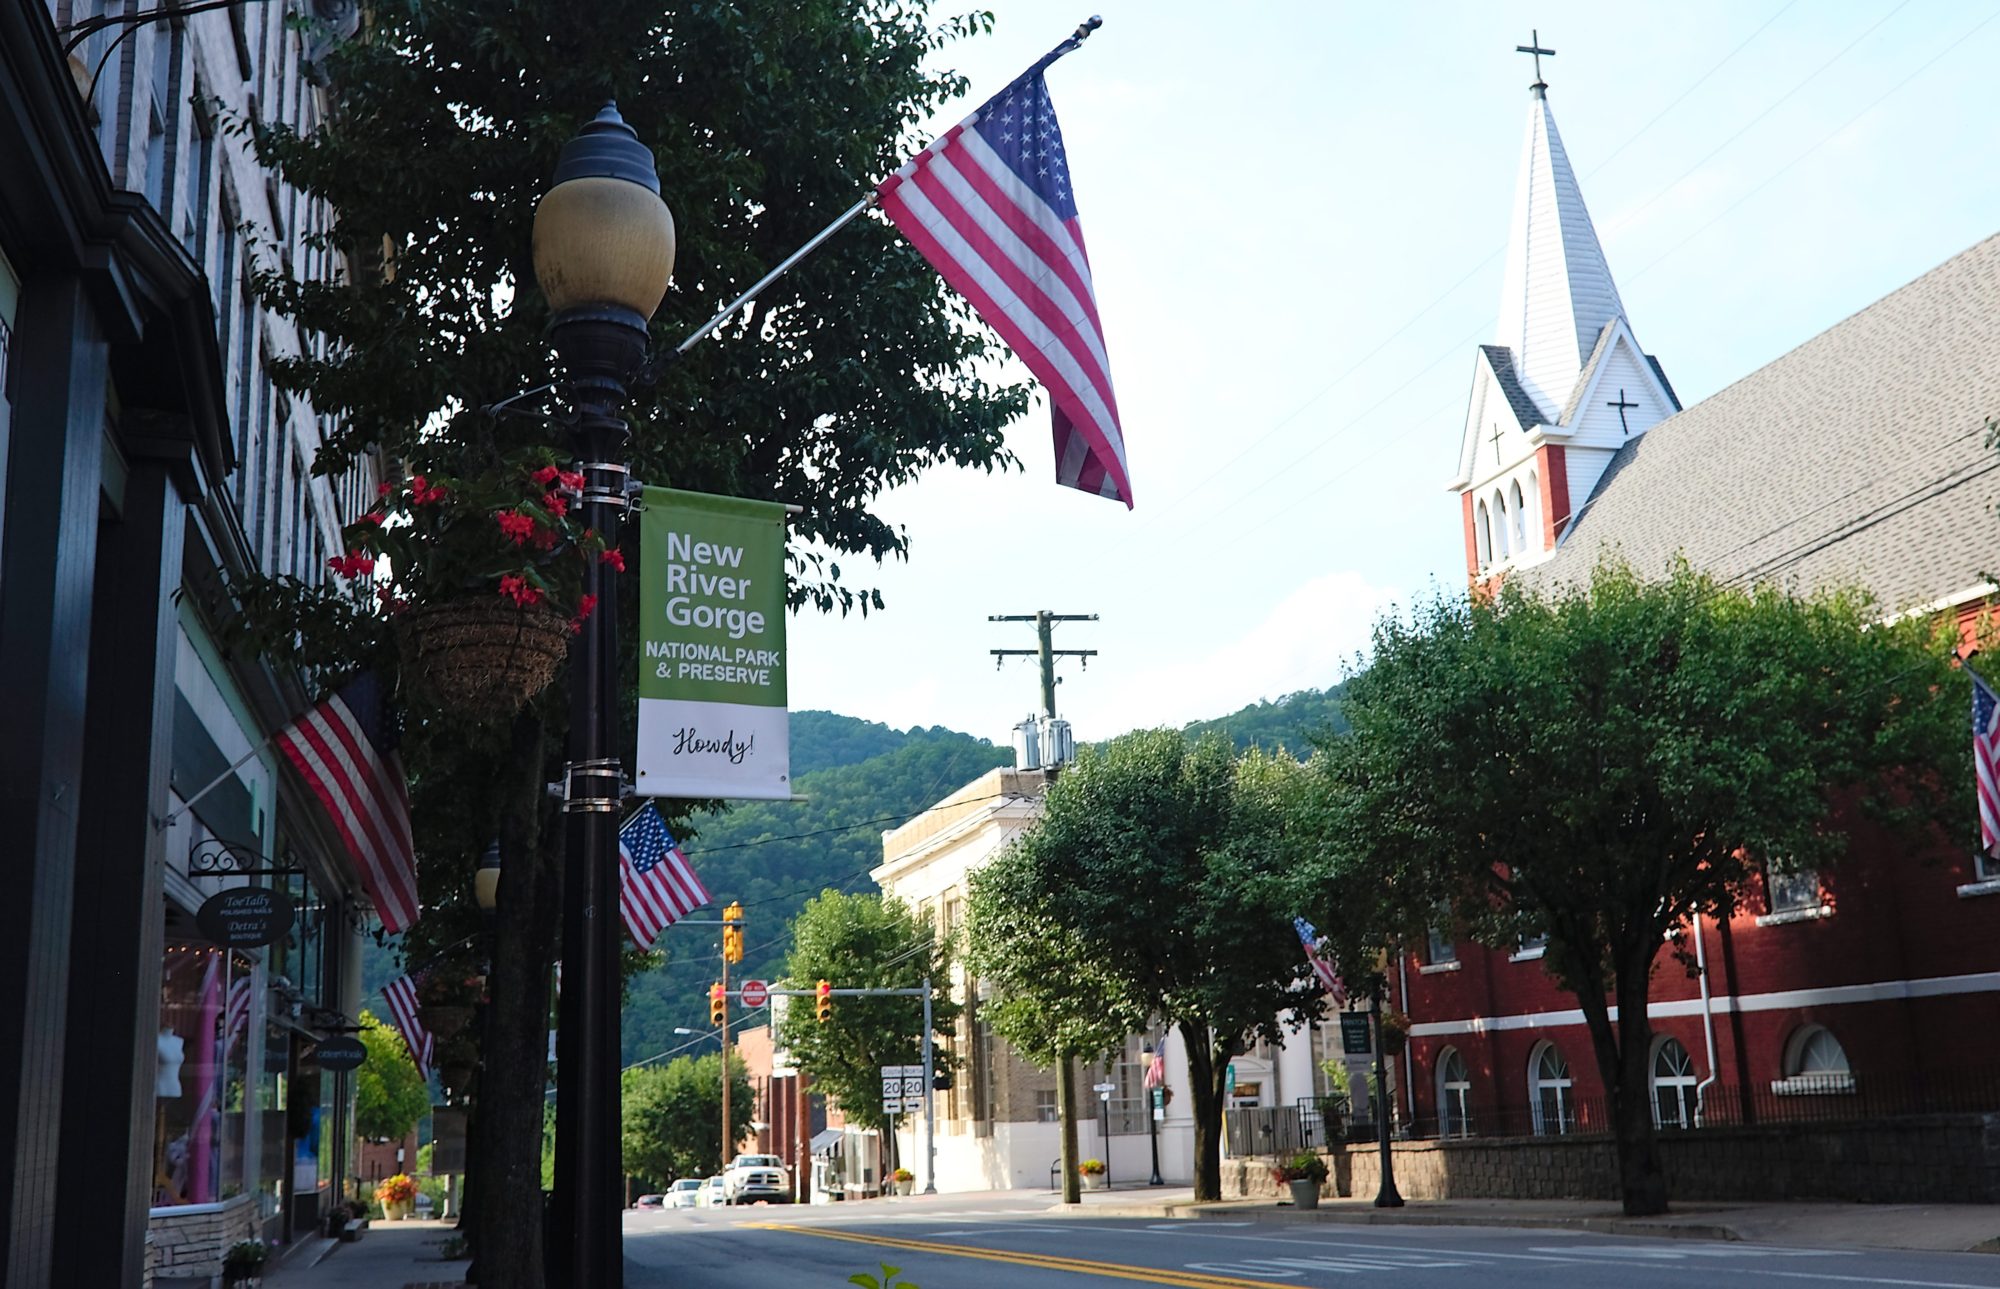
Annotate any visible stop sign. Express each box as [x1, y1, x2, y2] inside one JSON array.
[[740, 979, 769, 1008]]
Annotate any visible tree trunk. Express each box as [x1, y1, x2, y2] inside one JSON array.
[[1057, 1054, 1081, 1204], [1575, 944, 1670, 1217], [1178, 1020, 1222, 1202], [472, 710, 561, 1288]]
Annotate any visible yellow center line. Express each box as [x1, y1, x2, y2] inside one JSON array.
[[746, 1222, 1296, 1289]]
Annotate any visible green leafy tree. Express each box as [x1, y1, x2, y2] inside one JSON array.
[[988, 733, 1322, 1201], [777, 890, 957, 1159], [355, 1009, 432, 1142], [1306, 559, 1963, 1216], [966, 842, 1147, 1203], [231, 2, 1027, 1282], [621, 1052, 752, 1185]]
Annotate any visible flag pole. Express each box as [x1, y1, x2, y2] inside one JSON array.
[[667, 15, 1105, 357], [155, 731, 282, 832]]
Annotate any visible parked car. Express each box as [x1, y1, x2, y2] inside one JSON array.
[[633, 1193, 666, 1210], [695, 1175, 725, 1208], [721, 1153, 791, 1205], [666, 1178, 704, 1209]]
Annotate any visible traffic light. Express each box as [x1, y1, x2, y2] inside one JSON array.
[[722, 902, 744, 964], [708, 982, 726, 1027], [815, 979, 832, 1024]]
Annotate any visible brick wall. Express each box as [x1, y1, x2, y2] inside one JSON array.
[[147, 1194, 259, 1286], [1225, 1115, 2000, 1205]]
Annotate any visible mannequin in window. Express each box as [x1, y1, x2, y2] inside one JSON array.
[[156, 1027, 185, 1098]]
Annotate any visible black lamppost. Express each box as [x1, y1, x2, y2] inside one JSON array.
[[1371, 986, 1404, 1208], [464, 841, 501, 1281], [532, 103, 676, 1289], [1141, 1039, 1164, 1187]]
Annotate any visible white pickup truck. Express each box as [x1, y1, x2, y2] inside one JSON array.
[[721, 1153, 791, 1205]]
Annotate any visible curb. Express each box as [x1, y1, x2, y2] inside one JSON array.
[[1068, 1201, 1743, 1243]]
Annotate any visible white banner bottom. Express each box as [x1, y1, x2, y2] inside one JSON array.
[[636, 699, 791, 800]]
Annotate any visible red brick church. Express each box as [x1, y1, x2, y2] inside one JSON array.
[[1401, 65, 2000, 1145]]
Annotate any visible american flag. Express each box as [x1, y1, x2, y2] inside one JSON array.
[[1976, 670, 2000, 855], [222, 972, 253, 1055], [619, 803, 710, 950], [1294, 916, 1347, 1005], [380, 971, 433, 1082], [877, 65, 1130, 507], [274, 674, 419, 933]]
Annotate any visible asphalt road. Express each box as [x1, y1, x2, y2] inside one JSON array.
[[624, 1198, 2000, 1289]]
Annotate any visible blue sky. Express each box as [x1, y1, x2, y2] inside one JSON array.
[[782, 0, 2000, 745]]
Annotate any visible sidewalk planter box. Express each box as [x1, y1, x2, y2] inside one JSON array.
[[1082, 1173, 1108, 1191], [1287, 1179, 1321, 1210], [893, 1178, 914, 1196]]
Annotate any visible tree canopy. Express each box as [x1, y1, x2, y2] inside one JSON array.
[[980, 731, 1322, 1200], [355, 1009, 432, 1143], [776, 889, 956, 1139], [1303, 559, 1963, 1214], [621, 1051, 752, 1185]]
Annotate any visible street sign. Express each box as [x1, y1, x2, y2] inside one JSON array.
[[1340, 1012, 1373, 1055], [881, 1063, 922, 1114], [740, 979, 769, 1008], [1092, 1081, 1117, 1093]]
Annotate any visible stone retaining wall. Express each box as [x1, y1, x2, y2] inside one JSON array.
[[146, 1194, 259, 1287], [1224, 1114, 2000, 1205]]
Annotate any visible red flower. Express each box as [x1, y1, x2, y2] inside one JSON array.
[[377, 482, 393, 498], [571, 594, 599, 630], [495, 510, 537, 545], [496, 574, 544, 607], [542, 491, 570, 519], [558, 470, 586, 493], [409, 475, 448, 505], [601, 549, 626, 572], [354, 511, 384, 526], [375, 585, 409, 614], [327, 550, 376, 578], [531, 524, 559, 551], [532, 465, 561, 486]]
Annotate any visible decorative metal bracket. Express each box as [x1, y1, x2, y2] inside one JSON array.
[[188, 838, 305, 880], [303, 1004, 367, 1035]]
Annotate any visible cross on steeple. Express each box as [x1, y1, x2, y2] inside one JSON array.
[[1607, 388, 1638, 435], [1516, 29, 1555, 95], [1489, 422, 1506, 465]]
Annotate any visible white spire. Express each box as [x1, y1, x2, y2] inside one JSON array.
[[1492, 89, 1628, 421]]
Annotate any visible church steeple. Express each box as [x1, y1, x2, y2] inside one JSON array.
[[1492, 84, 1628, 419], [1448, 42, 1680, 583]]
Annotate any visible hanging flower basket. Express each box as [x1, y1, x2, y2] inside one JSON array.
[[396, 595, 570, 719], [417, 1004, 476, 1044]]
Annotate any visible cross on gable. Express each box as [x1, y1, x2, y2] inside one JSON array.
[[1489, 422, 1506, 465], [1515, 29, 1555, 92], [1607, 388, 1638, 435]]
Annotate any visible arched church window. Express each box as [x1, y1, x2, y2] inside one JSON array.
[[1437, 1047, 1473, 1138], [1774, 1025, 1853, 1095], [1492, 490, 1511, 558], [1651, 1036, 1699, 1129], [1529, 1041, 1573, 1136], [1475, 501, 1492, 566], [1510, 480, 1528, 549]]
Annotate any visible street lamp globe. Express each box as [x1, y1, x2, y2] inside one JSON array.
[[475, 841, 502, 917], [531, 101, 675, 329]]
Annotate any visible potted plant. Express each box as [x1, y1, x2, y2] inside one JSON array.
[[1273, 1151, 1329, 1210], [1079, 1158, 1108, 1191], [222, 1238, 267, 1287], [375, 1172, 419, 1220], [890, 1166, 915, 1196], [329, 445, 614, 720]]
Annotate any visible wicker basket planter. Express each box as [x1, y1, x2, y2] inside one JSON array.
[[417, 1004, 475, 1044], [397, 596, 570, 719]]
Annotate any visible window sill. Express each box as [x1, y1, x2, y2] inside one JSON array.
[[1769, 1074, 1855, 1096], [1509, 946, 1547, 962], [1755, 905, 1833, 927], [1418, 961, 1462, 975], [1957, 878, 2000, 899]]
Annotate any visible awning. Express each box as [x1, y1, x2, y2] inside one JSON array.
[[809, 1128, 843, 1155]]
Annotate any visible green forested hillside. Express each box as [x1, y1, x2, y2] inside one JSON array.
[[620, 713, 1011, 1062], [1181, 684, 1347, 754]]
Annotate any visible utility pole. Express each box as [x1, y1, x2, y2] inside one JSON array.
[[988, 610, 1097, 1205], [989, 611, 1097, 722]]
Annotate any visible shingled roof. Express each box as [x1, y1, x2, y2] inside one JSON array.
[[1538, 232, 2000, 613]]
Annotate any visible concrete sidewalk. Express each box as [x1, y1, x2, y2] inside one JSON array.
[[1071, 1192, 2000, 1253], [261, 1219, 466, 1289]]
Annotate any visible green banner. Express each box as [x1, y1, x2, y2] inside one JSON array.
[[635, 487, 792, 800]]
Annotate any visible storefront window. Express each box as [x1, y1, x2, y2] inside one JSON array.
[[155, 942, 253, 1206]]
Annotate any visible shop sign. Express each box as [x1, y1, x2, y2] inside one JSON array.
[[195, 886, 294, 948], [315, 1035, 366, 1071], [635, 487, 793, 800], [1340, 1012, 1373, 1055]]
